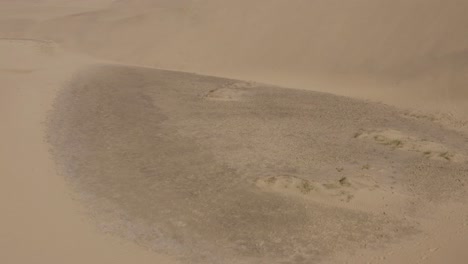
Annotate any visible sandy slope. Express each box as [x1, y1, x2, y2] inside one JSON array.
[[1, 1, 468, 264], [42, 62, 468, 264], [6, 0, 466, 116], [0, 39, 179, 264]]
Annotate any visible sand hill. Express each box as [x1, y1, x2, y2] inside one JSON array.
[[1, 1, 467, 264], [10, 0, 467, 115]]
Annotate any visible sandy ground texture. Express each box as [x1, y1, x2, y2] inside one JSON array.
[[0, 38, 179, 264], [1, 1, 468, 264]]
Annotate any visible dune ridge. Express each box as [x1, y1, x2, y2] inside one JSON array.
[[5, 0, 464, 116]]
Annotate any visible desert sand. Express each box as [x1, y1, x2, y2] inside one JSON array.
[[1, 1, 467, 264]]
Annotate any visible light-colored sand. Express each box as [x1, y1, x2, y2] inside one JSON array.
[[0, 39, 179, 264], [4, 0, 467, 117], [1, 1, 468, 264]]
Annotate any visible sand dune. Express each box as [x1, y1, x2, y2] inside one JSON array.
[[1, 1, 468, 263], [0, 38, 179, 264], [7, 0, 466, 116], [44, 64, 468, 263]]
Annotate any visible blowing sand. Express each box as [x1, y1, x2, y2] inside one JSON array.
[[1, 1, 467, 264]]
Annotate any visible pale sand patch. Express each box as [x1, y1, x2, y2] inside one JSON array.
[[255, 175, 410, 215], [356, 129, 468, 163]]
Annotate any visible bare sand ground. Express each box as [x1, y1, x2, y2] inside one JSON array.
[[1, 1, 468, 264], [9, 0, 468, 118], [0, 39, 179, 264]]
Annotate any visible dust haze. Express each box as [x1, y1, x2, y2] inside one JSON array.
[[1, 1, 467, 264]]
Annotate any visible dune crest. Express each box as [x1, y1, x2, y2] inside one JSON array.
[[4, 0, 464, 116]]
